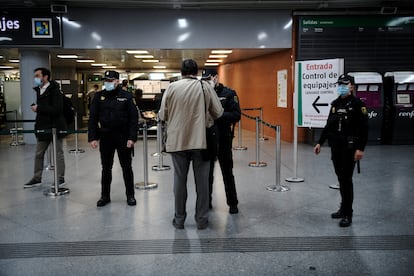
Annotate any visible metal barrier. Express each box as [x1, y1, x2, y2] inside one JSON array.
[[44, 128, 70, 197], [46, 143, 55, 171], [248, 116, 267, 167], [135, 123, 158, 190], [241, 107, 268, 141], [152, 118, 170, 171], [233, 118, 247, 151], [69, 111, 85, 154], [241, 112, 288, 192], [8, 110, 25, 146]]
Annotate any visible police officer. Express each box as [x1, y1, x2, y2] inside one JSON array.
[[88, 70, 138, 207], [202, 68, 241, 214], [314, 74, 368, 227]]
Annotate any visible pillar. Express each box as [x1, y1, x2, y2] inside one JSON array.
[[19, 49, 50, 144]]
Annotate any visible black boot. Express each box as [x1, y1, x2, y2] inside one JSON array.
[[97, 197, 111, 207], [127, 196, 136, 206], [339, 216, 352, 227]]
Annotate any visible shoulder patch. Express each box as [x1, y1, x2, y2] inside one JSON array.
[[234, 95, 239, 103], [361, 106, 367, 115], [331, 107, 336, 113], [100, 96, 105, 101]]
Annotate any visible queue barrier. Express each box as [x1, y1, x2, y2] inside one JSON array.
[[68, 111, 85, 154], [152, 118, 171, 171], [241, 112, 289, 192], [135, 122, 158, 190], [241, 107, 268, 141]]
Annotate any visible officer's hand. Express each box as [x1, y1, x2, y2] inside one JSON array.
[[90, 140, 98, 149], [31, 104, 38, 112], [354, 150, 364, 161], [314, 144, 321, 155], [126, 140, 134, 148]]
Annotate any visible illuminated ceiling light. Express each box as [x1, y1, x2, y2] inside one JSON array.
[[102, 65, 116, 69], [211, 50, 232, 54], [0, 55, 4, 59], [204, 63, 219, 66], [284, 19, 292, 30], [178, 18, 188, 28], [91, 63, 107, 66], [209, 55, 227, 58], [57, 55, 78, 59], [177, 32, 191, 43], [62, 17, 81, 28], [126, 50, 149, 54], [206, 59, 222, 63], [142, 60, 159, 63], [257, 32, 268, 40], [0, 66, 14, 69], [91, 32, 102, 41], [9, 59, 20, 63], [76, 59, 95, 63], [134, 55, 154, 59], [153, 65, 166, 69]]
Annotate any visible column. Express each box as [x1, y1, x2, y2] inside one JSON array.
[[19, 49, 50, 144]]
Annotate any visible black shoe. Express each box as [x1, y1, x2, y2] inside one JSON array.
[[331, 210, 345, 219], [172, 219, 184, 229], [127, 196, 136, 206], [24, 179, 41, 189], [339, 216, 352, 227], [97, 198, 111, 207], [229, 205, 239, 214], [51, 179, 66, 188], [197, 221, 209, 230]]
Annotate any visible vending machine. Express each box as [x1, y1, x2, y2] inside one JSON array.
[[384, 72, 414, 144], [348, 72, 383, 144]]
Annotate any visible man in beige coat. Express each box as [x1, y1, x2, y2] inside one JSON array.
[[159, 59, 223, 230]]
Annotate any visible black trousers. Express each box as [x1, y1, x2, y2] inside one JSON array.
[[331, 146, 356, 216], [99, 133, 134, 199], [209, 132, 239, 207]]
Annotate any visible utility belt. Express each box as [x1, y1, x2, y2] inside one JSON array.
[[328, 134, 357, 149]]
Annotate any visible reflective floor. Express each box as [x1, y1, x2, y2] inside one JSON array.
[[0, 128, 413, 276]]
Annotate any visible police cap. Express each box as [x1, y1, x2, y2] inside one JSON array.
[[337, 74, 355, 85], [103, 70, 119, 80], [202, 67, 218, 79]]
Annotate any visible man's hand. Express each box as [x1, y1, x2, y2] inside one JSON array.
[[354, 150, 364, 161], [127, 140, 134, 148], [90, 140, 98, 149], [31, 104, 38, 112], [314, 144, 321, 155]]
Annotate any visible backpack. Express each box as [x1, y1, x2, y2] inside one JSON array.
[[62, 95, 75, 125]]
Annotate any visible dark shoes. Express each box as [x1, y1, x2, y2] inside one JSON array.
[[24, 179, 41, 189], [172, 219, 184, 229], [97, 198, 111, 207], [331, 210, 345, 219], [51, 178, 66, 188], [339, 216, 352, 227], [127, 196, 136, 206], [197, 221, 209, 230], [229, 205, 239, 214]]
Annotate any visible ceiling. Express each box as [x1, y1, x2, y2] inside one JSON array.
[[0, 48, 281, 73], [1, 0, 414, 11]]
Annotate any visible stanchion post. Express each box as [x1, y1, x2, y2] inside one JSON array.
[[10, 110, 25, 146], [44, 128, 70, 196], [249, 117, 267, 167], [152, 120, 170, 171], [259, 107, 268, 141], [285, 122, 304, 183], [69, 111, 85, 154], [233, 119, 247, 151], [267, 125, 289, 192], [136, 123, 158, 189]]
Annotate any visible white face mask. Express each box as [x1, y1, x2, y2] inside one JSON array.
[[104, 82, 115, 91]]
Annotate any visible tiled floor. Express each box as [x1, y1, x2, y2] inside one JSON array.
[[0, 128, 413, 276]]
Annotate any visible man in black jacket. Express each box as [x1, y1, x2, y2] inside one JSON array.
[[24, 68, 67, 188], [314, 74, 369, 227], [88, 70, 138, 207], [202, 68, 241, 214]]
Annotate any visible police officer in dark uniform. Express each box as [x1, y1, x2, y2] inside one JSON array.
[[314, 74, 368, 227], [202, 68, 241, 214], [88, 70, 138, 207]]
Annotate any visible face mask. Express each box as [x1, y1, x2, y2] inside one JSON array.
[[337, 85, 350, 96], [34, 77, 42, 86], [104, 82, 115, 91]]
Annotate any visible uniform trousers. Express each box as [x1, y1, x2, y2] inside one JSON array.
[[171, 150, 209, 225], [331, 146, 356, 216], [209, 133, 238, 207], [99, 132, 134, 199], [34, 138, 65, 181]]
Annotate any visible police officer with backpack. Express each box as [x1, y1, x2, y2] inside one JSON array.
[[314, 74, 368, 227], [88, 70, 138, 207], [202, 68, 241, 214]]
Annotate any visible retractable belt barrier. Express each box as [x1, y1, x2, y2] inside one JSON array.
[[152, 118, 171, 171], [135, 122, 158, 190], [241, 112, 289, 192], [69, 111, 85, 154], [241, 107, 268, 141]]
